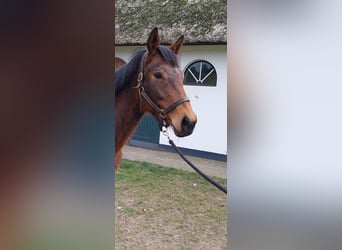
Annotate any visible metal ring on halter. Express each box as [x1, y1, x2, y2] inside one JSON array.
[[137, 72, 143, 83], [159, 110, 167, 119]]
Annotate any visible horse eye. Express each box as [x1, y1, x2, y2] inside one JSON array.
[[154, 72, 163, 79]]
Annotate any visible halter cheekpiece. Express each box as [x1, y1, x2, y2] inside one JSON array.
[[134, 52, 190, 129]]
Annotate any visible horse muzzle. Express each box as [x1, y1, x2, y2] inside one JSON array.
[[173, 115, 197, 137]]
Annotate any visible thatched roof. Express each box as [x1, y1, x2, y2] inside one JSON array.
[[115, 0, 227, 45]]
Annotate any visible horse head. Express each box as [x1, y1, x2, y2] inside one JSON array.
[[139, 28, 197, 137]]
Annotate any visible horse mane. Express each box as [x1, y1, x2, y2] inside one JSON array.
[[115, 46, 179, 95]]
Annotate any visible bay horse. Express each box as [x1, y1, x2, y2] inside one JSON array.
[[115, 28, 197, 169]]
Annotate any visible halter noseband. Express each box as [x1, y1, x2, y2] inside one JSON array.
[[134, 53, 190, 128]]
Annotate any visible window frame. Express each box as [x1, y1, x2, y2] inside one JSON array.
[[183, 59, 217, 87]]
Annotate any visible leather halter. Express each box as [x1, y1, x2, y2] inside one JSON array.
[[134, 52, 190, 128]]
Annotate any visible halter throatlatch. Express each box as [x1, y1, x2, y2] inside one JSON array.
[[134, 53, 190, 129]]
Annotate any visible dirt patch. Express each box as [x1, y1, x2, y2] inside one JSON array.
[[115, 160, 227, 249]]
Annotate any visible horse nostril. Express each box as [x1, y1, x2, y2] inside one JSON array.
[[181, 116, 195, 132]]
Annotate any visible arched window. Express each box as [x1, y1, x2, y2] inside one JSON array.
[[184, 60, 217, 87]]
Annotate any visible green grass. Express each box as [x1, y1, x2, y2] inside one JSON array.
[[115, 159, 227, 249], [116, 159, 226, 188]]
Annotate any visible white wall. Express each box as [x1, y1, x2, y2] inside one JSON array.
[[115, 45, 227, 155], [115, 46, 135, 63]]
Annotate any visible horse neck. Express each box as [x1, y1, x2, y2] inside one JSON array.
[[115, 78, 145, 153]]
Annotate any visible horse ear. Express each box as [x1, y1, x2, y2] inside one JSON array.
[[147, 27, 160, 56], [169, 35, 184, 54]]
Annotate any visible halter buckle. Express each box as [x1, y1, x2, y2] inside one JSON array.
[[133, 72, 144, 89], [137, 72, 143, 82], [159, 109, 167, 119]]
